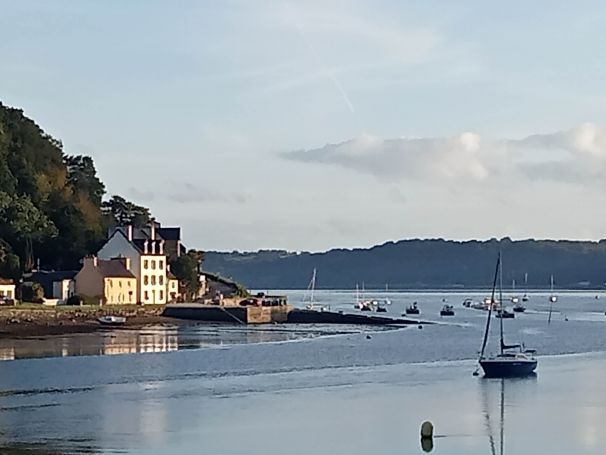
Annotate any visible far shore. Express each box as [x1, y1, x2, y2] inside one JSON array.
[[0, 304, 180, 338]]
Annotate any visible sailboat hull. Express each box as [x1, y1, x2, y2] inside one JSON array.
[[480, 358, 537, 377]]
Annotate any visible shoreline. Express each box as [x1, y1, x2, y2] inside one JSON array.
[[0, 305, 177, 338]]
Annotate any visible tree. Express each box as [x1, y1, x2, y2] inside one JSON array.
[[0, 239, 20, 279], [170, 250, 204, 300], [65, 155, 106, 205], [101, 195, 151, 227]]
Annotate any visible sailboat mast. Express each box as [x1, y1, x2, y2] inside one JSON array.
[[479, 253, 500, 359], [499, 255, 504, 356], [310, 268, 316, 305]]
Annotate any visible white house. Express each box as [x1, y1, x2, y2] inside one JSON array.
[[97, 225, 168, 304], [0, 278, 16, 301]]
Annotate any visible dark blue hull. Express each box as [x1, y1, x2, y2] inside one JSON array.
[[480, 359, 537, 377]]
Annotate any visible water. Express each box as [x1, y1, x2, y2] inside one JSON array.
[[1, 290, 606, 454]]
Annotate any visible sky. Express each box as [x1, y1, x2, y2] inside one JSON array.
[[2, 0, 606, 251]]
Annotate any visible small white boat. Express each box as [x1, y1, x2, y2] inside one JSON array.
[[97, 315, 126, 326]]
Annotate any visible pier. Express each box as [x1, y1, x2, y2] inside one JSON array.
[[163, 305, 428, 325]]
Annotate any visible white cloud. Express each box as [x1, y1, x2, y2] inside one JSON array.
[[283, 124, 606, 183], [283, 131, 491, 181]]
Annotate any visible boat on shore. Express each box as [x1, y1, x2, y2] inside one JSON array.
[[476, 253, 537, 378], [97, 315, 126, 326]]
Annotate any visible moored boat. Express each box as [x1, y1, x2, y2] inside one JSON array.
[[440, 304, 455, 316], [405, 302, 420, 315], [97, 315, 126, 326], [512, 302, 526, 313], [495, 309, 515, 319], [476, 253, 537, 378]]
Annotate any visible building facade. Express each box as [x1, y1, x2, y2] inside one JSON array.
[[97, 225, 168, 304], [0, 279, 15, 300], [75, 256, 137, 304]]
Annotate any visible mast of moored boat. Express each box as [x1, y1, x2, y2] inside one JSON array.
[[499, 255, 504, 356], [310, 268, 316, 306], [479, 253, 501, 362]]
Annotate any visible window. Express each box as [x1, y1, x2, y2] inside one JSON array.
[[151, 275, 156, 285], [159, 290, 163, 300], [151, 260, 156, 270], [7, 291, 12, 298], [119, 281, 122, 288], [159, 276, 164, 285], [144, 275, 149, 285], [159, 260, 164, 270], [144, 260, 149, 269], [144, 291, 149, 300]]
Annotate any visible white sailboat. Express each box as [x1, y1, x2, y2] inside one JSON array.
[[549, 275, 557, 303], [510, 279, 519, 304], [304, 268, 328, 311], [547, 275, 557, 324]]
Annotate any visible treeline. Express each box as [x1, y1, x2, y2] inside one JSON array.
[[203, 238, 606, 289], [0, 102, 151, 279]]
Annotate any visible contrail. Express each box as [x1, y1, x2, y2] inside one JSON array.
[[293, 18, 355, 114]]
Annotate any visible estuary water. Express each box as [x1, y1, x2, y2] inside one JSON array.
[[1, 290, 606, 454]]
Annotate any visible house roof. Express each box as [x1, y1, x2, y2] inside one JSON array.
[[157, 227, 181, 241], [25, 270, 78, 298], [167, 270, 177, 280], [97, 260, 136, 278], [0, 278, 14, 285], [132, 239, 165, 255]]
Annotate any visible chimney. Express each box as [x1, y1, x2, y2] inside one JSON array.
[[84, 256, 98, 268], [127, 225, 133, 241], [113, 256, 131, 270], [150, 220, 156, 240], [144, 240, 149, 254], [159, 240, 164, 255], [151, 241, 156, 254]]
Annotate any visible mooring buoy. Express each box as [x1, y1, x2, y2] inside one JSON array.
[[420, 421, 434, 452]]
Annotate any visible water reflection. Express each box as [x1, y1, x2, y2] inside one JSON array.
[[480, 376, 537, 455], [0, 324, 352, 361]]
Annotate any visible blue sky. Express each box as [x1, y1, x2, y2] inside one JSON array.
[[2, 1, 606, 251]]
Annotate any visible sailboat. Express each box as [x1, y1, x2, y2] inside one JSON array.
[[477, 253, 537, 378], [510, 280, 519, 304], [304, 268, 328, 311], [549, 275, 557, 303], [513, 275, 526, 312], [522, 272, 529, 302]]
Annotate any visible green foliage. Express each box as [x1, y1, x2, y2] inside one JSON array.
[[0, 101, 153, 273], [21, 282, 44, 303], [235, 283, 250, 298], [170, 249, 204, 300], [0, 239, 19, 279], [204, 239, 606, 290], [102, 195, 151, 228]]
